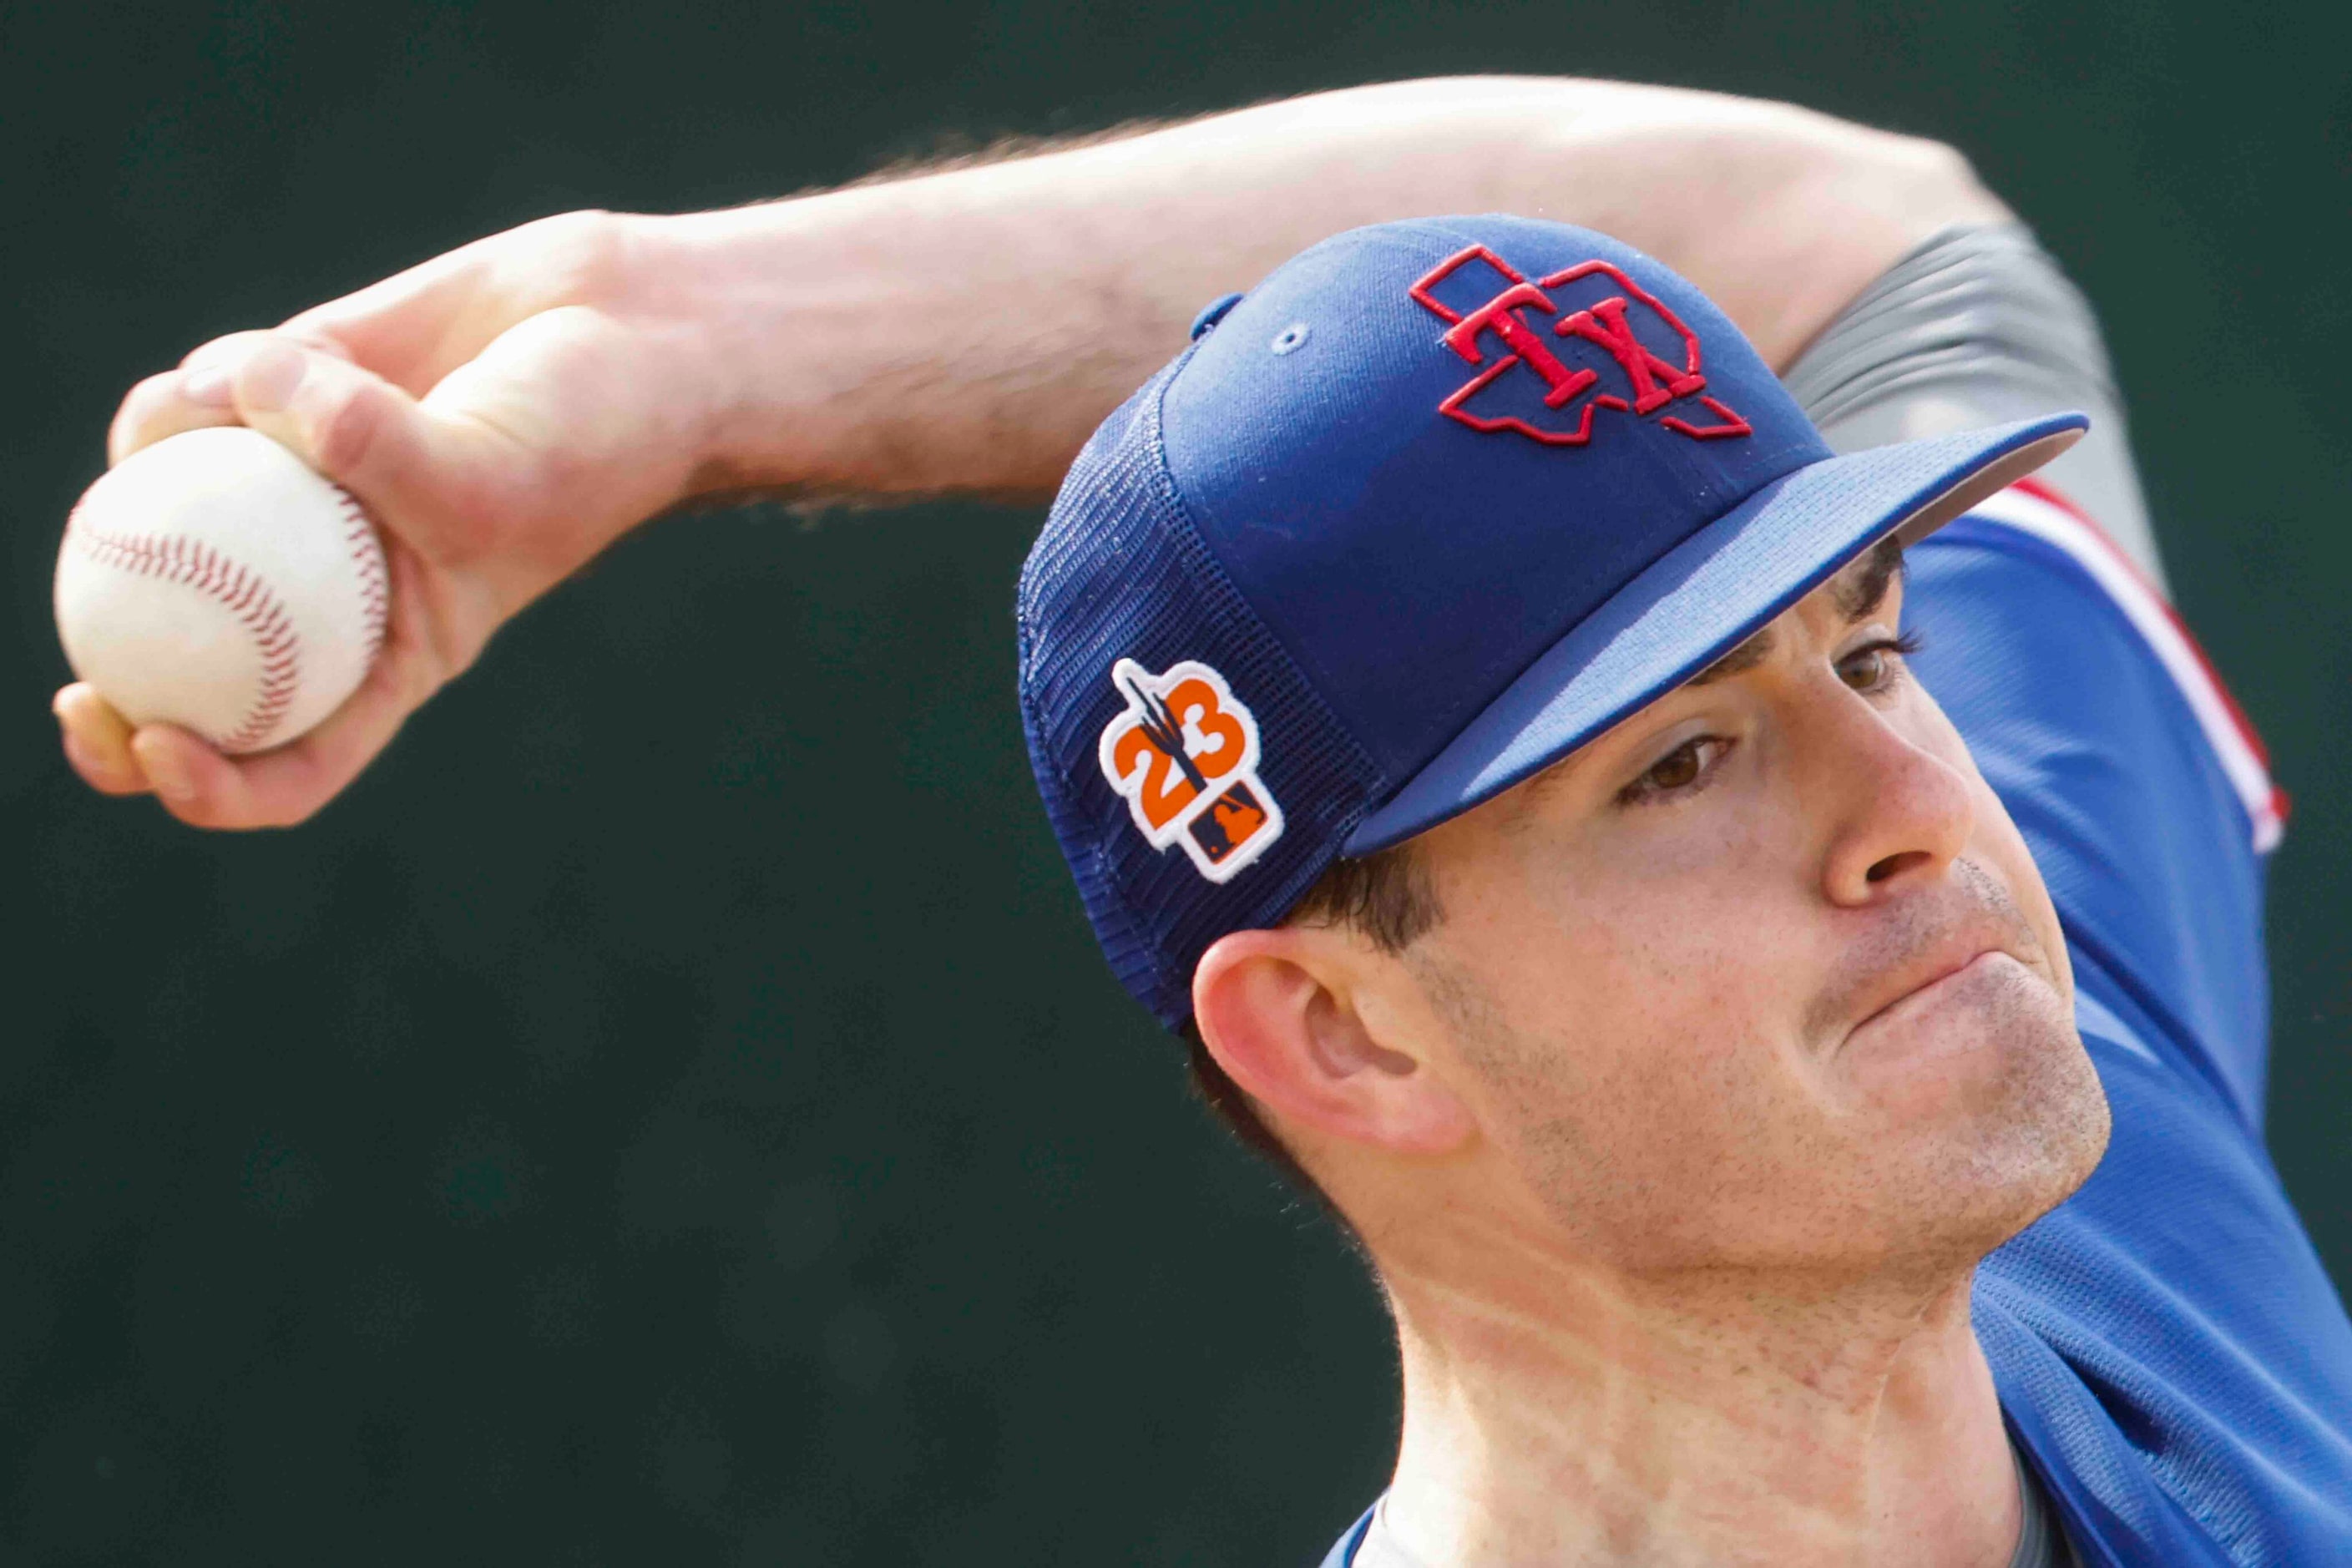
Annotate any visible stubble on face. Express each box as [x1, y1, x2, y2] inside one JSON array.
[[1404, 852, 2110, 1290], [1370, 554, 2117, 1293]]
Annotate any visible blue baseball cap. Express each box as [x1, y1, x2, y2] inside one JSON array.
[[1016, 215, 2084, 1028]]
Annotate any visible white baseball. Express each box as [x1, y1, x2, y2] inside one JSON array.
[[54, 427, 390, 754]]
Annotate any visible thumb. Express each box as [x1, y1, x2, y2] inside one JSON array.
[[227, 335, 508, 563]]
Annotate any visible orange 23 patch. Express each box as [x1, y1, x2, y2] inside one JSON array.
[[1097, 658, 1286, 883]]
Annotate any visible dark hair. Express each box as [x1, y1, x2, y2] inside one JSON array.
[[1179, 842, 1441, 1206]]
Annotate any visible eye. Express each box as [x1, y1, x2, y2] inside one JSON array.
[[1836, 630, 1924, 695], [1617, 735, 1731, 806]]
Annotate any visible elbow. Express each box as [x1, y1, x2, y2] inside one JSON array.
[[1853, 126, 2012, 230], [1611, 98, 2017, 362], [1754, 104, 2014, 240]]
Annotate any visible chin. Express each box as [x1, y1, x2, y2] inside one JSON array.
[[1849, 956, 2113, 1261]]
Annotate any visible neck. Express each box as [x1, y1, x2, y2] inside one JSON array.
[[1377, 1229, 2019, 1567]]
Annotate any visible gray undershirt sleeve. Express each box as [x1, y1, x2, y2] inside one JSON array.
[[1781, 223, 2165, 591]]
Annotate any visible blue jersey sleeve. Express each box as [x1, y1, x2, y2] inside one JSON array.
[[1904, 485, 2281, 1132], [1906, 491, 2352, 1562]]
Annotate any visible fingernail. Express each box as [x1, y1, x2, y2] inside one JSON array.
[[182, 362, 236, 406], [136, 742, 195, 802], [238, 343, 307, 413]]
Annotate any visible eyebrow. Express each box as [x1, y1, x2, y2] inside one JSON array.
[[1687, 536, 1905, 687], [1505, 539, 1909, 817], [1688, 626, 1775, 686], [1832, 535, 1907, 620]]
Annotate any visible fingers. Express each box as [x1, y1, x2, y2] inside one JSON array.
[[106, 210, 627, 474], [51, 685, 250, 817], [229, 340, 418, 495], [53, 646, 419, 830], [242, 340, 533, 574], [53, 685, 147, 796], [143, 660, 416, 829], [112, 331, 501, 567], [108, 331, 356, 466], [107, 369, 239, 465]]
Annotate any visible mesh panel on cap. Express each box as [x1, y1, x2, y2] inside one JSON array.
[[1016, 354, 1386, 1029]]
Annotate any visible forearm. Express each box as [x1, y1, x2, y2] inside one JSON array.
[[650, 75, 2008, 504]]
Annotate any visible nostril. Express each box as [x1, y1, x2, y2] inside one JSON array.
[[1866, 849, 1932, 884]]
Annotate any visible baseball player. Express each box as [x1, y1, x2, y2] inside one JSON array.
[[54, 78, 2352, 1564]]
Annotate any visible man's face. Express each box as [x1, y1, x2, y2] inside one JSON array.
[[1392, 541, 2110, 1278]]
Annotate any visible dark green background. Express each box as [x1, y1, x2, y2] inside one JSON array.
[[4, 1, 2348, 1562]]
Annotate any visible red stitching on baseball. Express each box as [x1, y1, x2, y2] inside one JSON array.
[[68, 502, 305, 751], [331, 486, 390, 654]]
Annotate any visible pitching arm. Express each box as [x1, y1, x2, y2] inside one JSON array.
[[65, 74, 2007, 828]]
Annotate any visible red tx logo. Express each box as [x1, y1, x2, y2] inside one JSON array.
[[1409, 245, 1752, 447]]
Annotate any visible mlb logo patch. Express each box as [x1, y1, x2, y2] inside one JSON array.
[[1097, 657, 1285, 883]]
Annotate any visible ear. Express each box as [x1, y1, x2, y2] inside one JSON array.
[[1192, 927, 1476, 1157]]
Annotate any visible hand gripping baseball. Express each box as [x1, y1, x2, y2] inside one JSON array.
[[56, 212, 722, 828]]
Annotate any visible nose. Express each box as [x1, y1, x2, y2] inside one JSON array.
[[1808, 685, 1976, 908]]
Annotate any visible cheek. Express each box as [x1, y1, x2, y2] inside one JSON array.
[[1547, 807, 1828, 1041], [1431, 836, 1830, 1237], [1465, 822, 1804, 1043]]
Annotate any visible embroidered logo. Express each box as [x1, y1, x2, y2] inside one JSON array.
[[1097, 658, 1285, 883], [1409, 245, 1752, 448]]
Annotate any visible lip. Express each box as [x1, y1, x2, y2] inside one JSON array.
[[1848, 948, 2006, 1040]]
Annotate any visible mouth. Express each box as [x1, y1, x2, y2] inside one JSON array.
[[1849, 948, 2006, 1038], [1813, 858, 2060, 1058]]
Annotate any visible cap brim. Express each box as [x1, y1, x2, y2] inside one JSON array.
[[1343, 412, 2087, 856]]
